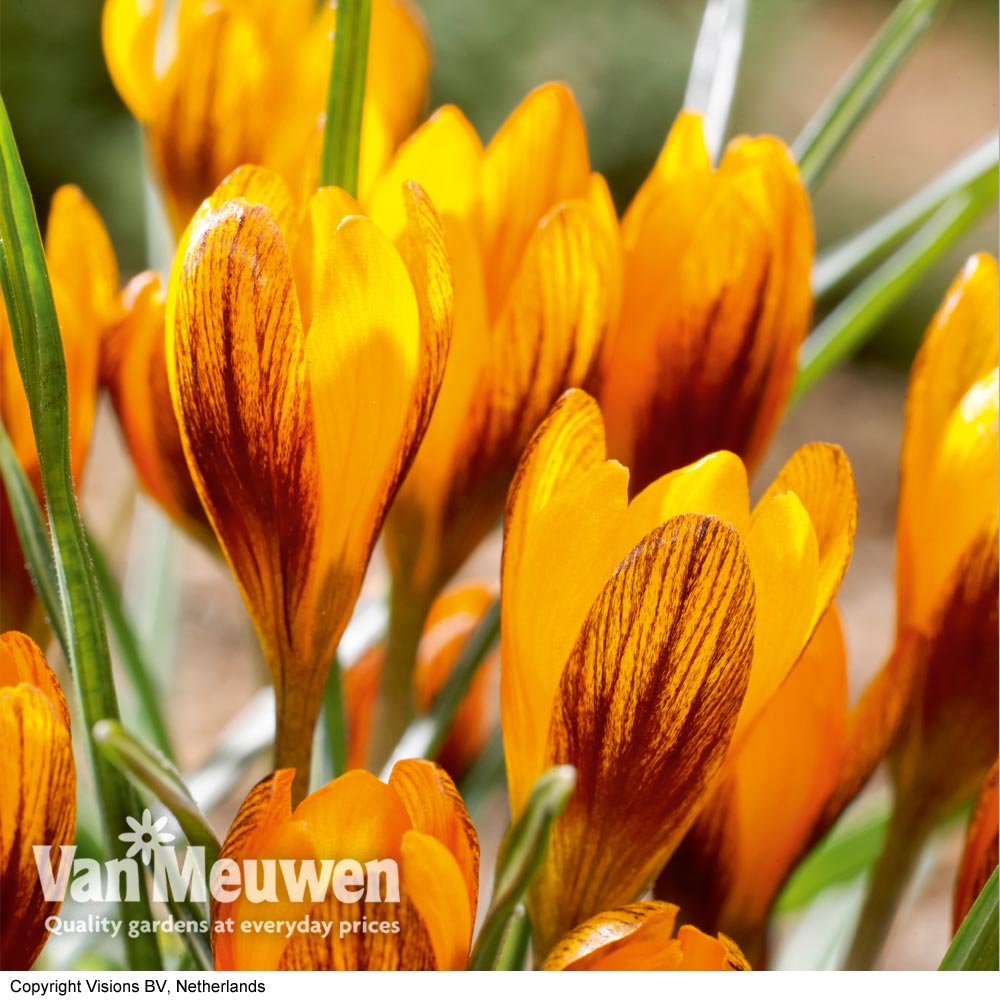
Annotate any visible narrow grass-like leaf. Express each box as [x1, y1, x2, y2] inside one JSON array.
[[494, 905, 532, 972], [468, 765, 577, 971], [777, 809, 888, 913], [684, 0, 748, 160], [0, 97, 162, 970], [88, 528, 175, 761], [794, 178, 998, 401], [815, 134, 998, 300], [93, 719, 221, 869], [0, 422, 68, 655], [794, 0, 953, 190], [319, 0, 372, 194], [380, 598, 501, 778], [940, 867, 999, 971]]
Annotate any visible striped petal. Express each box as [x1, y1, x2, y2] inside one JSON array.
[[658, 608, 848, 953], [0, 632, 75, 970], [529, 514, 755, 955], [601, 120, 813, 493], [542, 902, 749, 971]]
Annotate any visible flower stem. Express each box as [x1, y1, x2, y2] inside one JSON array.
[[843, 799, 934, 969]]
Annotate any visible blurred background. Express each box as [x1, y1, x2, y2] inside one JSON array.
[[3, 0, 997, 360], [3, 0, 998, 973]]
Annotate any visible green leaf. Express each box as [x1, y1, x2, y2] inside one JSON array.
[[793, 176, 998, 401], [380, 597, 501, 777], [319, 0, 372, 195], [793, 0, 953, 190], [777, 808, 889, 913], [0, 422, 68, 656], [87, 528, 175, 761], [940, 867, 999, 971], [814, 134, 998, 300], [93, 719, 221, 870], [683, 0, 747, 159], [468, 765, 577, 971], [0, 96, 162, 971], [494, 904, 532, 972]]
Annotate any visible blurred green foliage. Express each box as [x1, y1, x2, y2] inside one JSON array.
[[2, 0, 996, 362]]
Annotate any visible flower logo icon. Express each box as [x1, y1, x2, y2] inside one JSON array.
[[119, 809, 175, 866]]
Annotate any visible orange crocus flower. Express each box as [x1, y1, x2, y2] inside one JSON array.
[[212, 762, 479, 970], [953, 761, 998, 930], [102, 0, 430, 232], [542, 903, 749, 971], [166, 166, 452, 798], [500, 389, 854, 955], [598, 111, 813, 494], [655, 261, 998, 959], [0, 631, 76, 970], [889, 253, 999, 836], [343, 583, 498, 779], [365, 85, 621, 739], [1, 186, 119, 637]]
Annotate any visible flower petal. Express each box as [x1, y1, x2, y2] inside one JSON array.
[[659, 607, 847, 947], [898, 254, 999, 631], [0, 632, 75, 970], [101, 0, 164, 122], [481, 82, 591, 313], [167, 198, 320, 783], [530, 514, 755, 954], [388, 759, 480, 926], [103, 271, 211, 544]]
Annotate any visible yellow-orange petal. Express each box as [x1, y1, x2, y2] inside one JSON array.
[[530, 514, 755, 955], [366, 104, 484, 242], [167, 197, 320, 786], [101, 0, 164, 123], [734, 491, 819, 742], [542, 902, 749, 971], [481, 82, 591, 313], [400, 829, 472, 969], [388, 759, 480, 926], [954, 762, 999, 930], [277, 893, 436, 970], [0, 632, 76, 970], [897, 254, 999, 631], [103, 272, 211, 544], [753, 442, 857, 636], [660, 607, 848, 947]]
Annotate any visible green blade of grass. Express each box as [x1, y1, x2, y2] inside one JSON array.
[[87, 528, 175, 761], [683, 0, 748, 160], [814, 134, 998, 301], [0, 97, 162, 970], [793, 0, 953, 191], [793, 177, 998, 401], [0, 422, 68, 656], [93, 719, 221, 869], [468, 765, 576, 971], [940, 867, 999, 971], [319, 0, 372, 194]]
